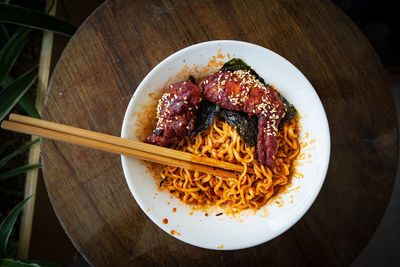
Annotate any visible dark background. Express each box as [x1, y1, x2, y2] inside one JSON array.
[[333, 0, 400, 70], [334, 1, 400, 266], [3, 0, 398, 266]]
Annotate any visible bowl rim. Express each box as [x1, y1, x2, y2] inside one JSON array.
[[120, 40, 331, 250]]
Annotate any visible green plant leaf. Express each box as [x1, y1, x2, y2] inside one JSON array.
[[0, 28, 31, 82], [18, 94, 40, 119], [0, 196, 32, 258], [0, 23, 9, 44], [0, 163, 41, 180], [0, 258, 40, 267], [5, 237, 18, 258], [0, 65, 38, 122], [0, 3, 76, 36], [1, 74, 14, 89], [0, 138, 40, 168]]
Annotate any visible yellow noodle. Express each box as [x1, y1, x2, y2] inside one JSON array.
[[160, 116, 300, 213]]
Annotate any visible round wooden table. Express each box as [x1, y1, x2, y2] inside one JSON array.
[[41, 0, 398, 265]]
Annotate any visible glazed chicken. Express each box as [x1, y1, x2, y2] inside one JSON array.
[[199, 70, 286, 168], [145, 81, 202, 147]]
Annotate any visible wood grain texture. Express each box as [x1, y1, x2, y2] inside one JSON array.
[[41, 0, 398, 266]]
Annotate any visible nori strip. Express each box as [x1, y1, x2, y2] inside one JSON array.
[[193, 100, 220, 133], [188, 75, 196, 84], [193, 100, 257, 146], [219, 109, 258, 147], [277, 91, 297, 125], [160, 178, 165, 187]]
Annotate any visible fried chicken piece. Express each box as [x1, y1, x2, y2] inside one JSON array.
[[199, 70, 286, 168], [145, 81, 202, 147]]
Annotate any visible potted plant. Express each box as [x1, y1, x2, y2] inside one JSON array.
[[0, 1, 75, 265]]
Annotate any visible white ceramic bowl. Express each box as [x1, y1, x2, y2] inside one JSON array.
[[121, 40, 330, 250]]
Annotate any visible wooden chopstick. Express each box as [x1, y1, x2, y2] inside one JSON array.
[[1, 114, 254, 177], [1, 120, 236, 178], [7, 114, 254, 174]]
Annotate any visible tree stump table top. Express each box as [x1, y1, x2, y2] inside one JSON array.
[[41, 0, 398, 265]]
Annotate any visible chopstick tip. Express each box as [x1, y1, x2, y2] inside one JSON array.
[[8, 113, 17, 121], [1, 120, 10, 130]]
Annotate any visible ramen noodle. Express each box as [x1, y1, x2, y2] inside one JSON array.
[[159, 116, 300, 214]]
